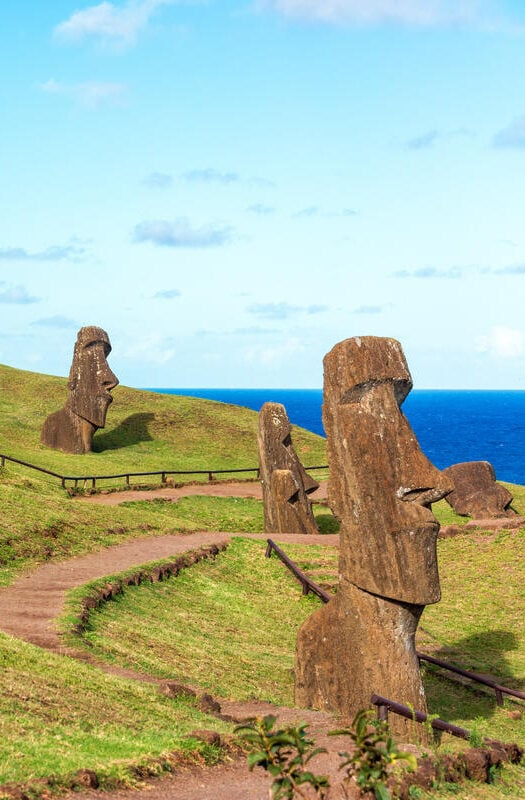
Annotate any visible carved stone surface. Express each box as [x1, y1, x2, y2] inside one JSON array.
[[41, 326, 118, 454], [258, 402, 319, 534], [443, 461, 514, 518], [295, 336, 452, 737]]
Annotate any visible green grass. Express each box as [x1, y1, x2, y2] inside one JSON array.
[[0, 363, 325, 584], [64, 538, 324, 705], [122, 494, 339, 535], [0, 632, 228, 790], [1, 361, 524, 798], [0, 363, 326, 479]]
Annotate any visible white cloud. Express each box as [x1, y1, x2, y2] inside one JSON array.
[[41, 79, 128, 109], [0, 243, 88, 261], [243, 337, 304, 366], [182, 168, 240, 184], [120, 332, 176, 364], [258, 1, 523, 30], [133, 218, 233, 247], [0, 285, 39, 304], [476, 326, 525, 359], [54, 0, 172, 47], [247, 301, 328, 319], [143, 171, 173, 188]]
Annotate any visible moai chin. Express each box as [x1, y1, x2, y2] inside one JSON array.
[[41, 326, 118, 454], [258, 402, 319, 535], [294, 336, 452, 738]]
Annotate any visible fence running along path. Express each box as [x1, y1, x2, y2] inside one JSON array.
[[265, 538, 525, 709], [0, 453, 328, 491], [370, 694, 522, 756]]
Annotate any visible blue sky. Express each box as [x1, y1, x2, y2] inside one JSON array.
[[2, 0, 525, 389]]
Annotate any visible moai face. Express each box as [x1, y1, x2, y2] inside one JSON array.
[[258, 403, 319, 494], [66, 327, 119, 428], [323, 336, 451, 605]]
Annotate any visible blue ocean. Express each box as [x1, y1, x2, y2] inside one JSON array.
[[148, 389, 525, 486]]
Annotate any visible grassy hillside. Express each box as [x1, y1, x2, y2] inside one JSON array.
[[0, 363, 326, 584], [0, 362, 523, 799], [0, 363, 325, 476]]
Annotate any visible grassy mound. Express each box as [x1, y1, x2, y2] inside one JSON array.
[[0, 363, 326, 583], [0, 363, 325, 476]]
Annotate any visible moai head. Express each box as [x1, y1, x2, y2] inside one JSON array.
[[66, 326, 119, 428], [258, 402, 319, 534], [323, 336, 451, 605], [258, 403, 319, 494], [443, 461, 514, 518]]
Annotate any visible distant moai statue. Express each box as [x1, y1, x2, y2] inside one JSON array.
[[443, 461, 515, 518], [258, 402, 319, 535], [41, 326, 118, 454], [295, 336, 452, 738]]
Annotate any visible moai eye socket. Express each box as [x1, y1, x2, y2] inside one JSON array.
[[340, 382, 374, 405]]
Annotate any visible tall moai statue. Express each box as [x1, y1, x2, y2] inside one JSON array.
[[295, 337, 452, 737], [258, 402, 319, 535], [41, 326, 118, 454]]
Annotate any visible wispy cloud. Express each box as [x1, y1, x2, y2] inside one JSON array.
[[293, 205, 358, 218], [120, 331, 176, 364], [243, 336, 305, 366], [257, 1, 525, 31], [476, 326, 525, 359], [41, 79, 128, 109], [392, 266, 463, 279], [353, 304, 385, 314], [406, 129, 440, 150], [294, 206, 319, 218], [493, 116, 525, 148], [143, 171, 173, 188], [0, 244, 87, 262], [495, 264, 525, 275], [182, 168, 240, 184], [247, 203, 276, 215], [0, 285, 39, 304], [133, 218, 233, 247], [247, 301, 328, 320], [31, 315, 78, 328], [153, 288, 182, 299], [54, 0, 172, 47]]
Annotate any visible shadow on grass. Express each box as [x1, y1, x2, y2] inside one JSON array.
[[432, 629, 522, 689], [92, 413, 155, 451], [424, 629, 522, 725], [314, 511, 340, 534]]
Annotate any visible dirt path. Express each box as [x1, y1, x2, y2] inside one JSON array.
[[0, 481, 348, 799], [74, 479, 328, 506]]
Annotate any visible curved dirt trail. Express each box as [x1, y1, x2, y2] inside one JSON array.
[[0, 481, 349, 800]]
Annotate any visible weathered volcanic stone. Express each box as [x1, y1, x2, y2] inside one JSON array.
[[41, 326, 118, 454], [295, 336, 452, 738], [258, 402, 319, 535], [443, 461, 514, 518]]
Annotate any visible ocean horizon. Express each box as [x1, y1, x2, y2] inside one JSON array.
[[146, 388, 525, 486]]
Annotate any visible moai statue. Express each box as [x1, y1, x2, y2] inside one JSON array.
[[258, 402, 319, 535], [443, 461, 515, 518], [295, 337, 452, 738], [41, 326, 118, 454]]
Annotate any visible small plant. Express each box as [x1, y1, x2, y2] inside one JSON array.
[[234, 714, 330, 799], [331, 709, 417, 800]]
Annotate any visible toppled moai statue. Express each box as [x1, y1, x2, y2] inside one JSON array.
[[258, 402, 319, 535], [41, 326, 118, 454], [295, 336, 452, 738], [443, 461, 515, 518]]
